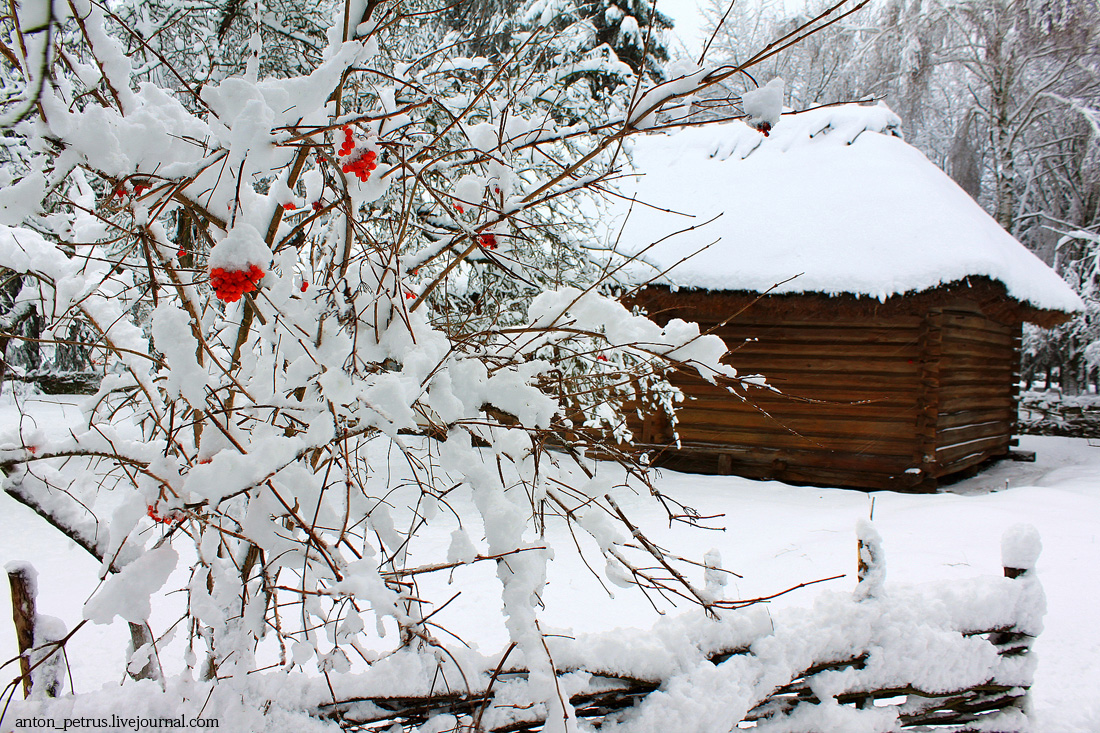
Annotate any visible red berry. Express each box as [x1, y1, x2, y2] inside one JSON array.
[[177, 248, 186, 257], [312, 201, 323, 212], [210, 265, 265, 302], [300, 281, 309, 292], [479, 233, 497, 250], [147, 504, 180, 524], [404, 290, 415, 300], [283, 202, 295, 210]]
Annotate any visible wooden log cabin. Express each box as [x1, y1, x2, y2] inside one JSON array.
[[612, 103, 1081, 491]]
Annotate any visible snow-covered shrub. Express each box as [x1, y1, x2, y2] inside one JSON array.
[[0, 0, 814, 726]]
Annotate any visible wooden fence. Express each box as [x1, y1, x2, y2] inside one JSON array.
[[7, 525, 1044, 732]]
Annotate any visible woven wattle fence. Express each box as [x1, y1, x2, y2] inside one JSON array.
[[313, 523, 1044, 732], [8, 524, 1044, 733]]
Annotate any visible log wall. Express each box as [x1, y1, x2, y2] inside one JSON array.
[[931, 310, 1020, 478], [624, 287, 1026, 491]]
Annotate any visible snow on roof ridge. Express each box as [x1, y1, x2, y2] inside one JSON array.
[[610, 103, 1082, 315]]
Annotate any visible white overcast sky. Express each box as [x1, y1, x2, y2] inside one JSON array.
[[658, 0, 709, 59]]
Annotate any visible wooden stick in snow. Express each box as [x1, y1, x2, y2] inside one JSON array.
[[7, 563, 36, 698]]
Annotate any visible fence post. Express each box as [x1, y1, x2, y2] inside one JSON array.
[[854, 518, 885, 600], [6, 562, 37, 698], [994, 525, 1044, 661]]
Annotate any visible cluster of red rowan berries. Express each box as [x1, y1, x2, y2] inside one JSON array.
[[210, 264, 265, 302], [338, 125, 378, 181], [113, 182, 151, 199], [147, 504, 182, 524], [752, 121, 773, 137], [478, 233, 498, 250]]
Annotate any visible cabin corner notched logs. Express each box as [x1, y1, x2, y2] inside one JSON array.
[[623, 278, 1070, 491]]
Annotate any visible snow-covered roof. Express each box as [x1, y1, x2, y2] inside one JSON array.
[[609, 103, 1082, 314]]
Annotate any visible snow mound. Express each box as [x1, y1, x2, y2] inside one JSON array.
[[609, 103, 1081, 314]]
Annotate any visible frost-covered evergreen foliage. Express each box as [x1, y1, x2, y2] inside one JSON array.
[[517, 0, 672, 80], [0, 0, 824, 727], [437, 0, 672, 121]]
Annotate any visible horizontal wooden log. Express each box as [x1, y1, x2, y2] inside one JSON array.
[[941, 325, 1016, 346], [673, 408, 920, 437], [667, 425, 918, 458], [648, 450, 917, 490], [671, 387, 922, 410], [940, 312, 1016, 335], [722, 340, 922, 359], [672, 407, 918, 439], [940, 340, 1015, 355], [935, 435, 1012, 465], [934, 451, 1003, 478], [712, 316, 926, 331], [939, 367, 1017, 385], [675, 396, 920, 422], [673, 377, 921, 400], [941, 336, 1016, 356], [939, 384, 1017, 401], [718, 355, 921, 375], [716, 336, 922, 353], [938, 408, 1016, 429], [646, 439, 917, 468], [939, 349, 1018, 367], [938, 398, 1016, 416], [937, 421, 1010, 446]]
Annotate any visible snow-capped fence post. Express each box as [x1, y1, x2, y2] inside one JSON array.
[[5, 562, 65, 698], [6, 562, 36, 698], [992, 525, 1045, 666], [854, 518, 885, 600]]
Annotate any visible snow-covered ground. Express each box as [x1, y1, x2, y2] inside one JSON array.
[[1, 394, 1098, 731]]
